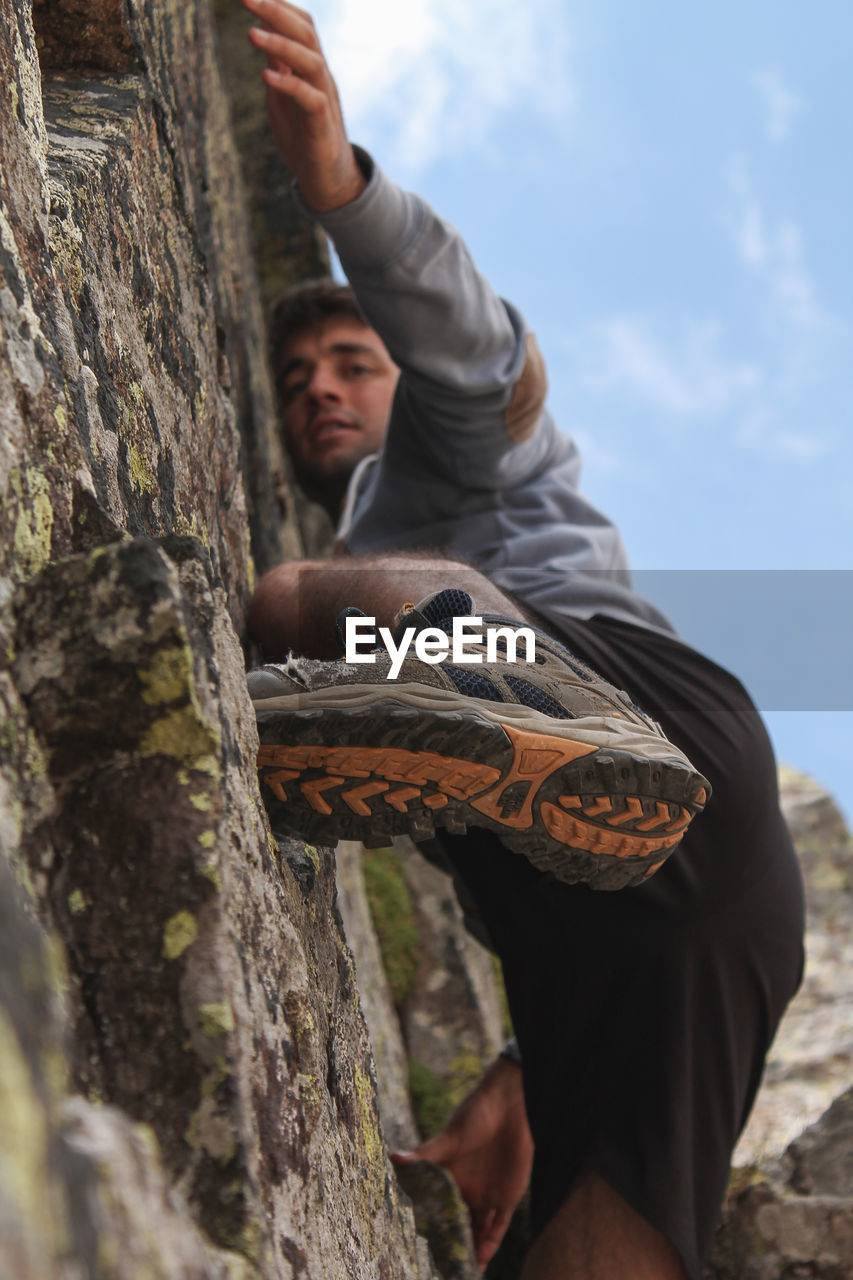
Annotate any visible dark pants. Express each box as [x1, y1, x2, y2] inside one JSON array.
[[436, 615, 805, 1279]]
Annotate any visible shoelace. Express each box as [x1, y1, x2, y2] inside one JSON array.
[[334, 606, 372, 655]]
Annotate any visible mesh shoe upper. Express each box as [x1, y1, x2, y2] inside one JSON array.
[[248, 587, 710, 889], [249, 587, 663, 736]]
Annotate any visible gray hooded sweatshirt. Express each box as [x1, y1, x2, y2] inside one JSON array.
[[304, 149, 674, 637]]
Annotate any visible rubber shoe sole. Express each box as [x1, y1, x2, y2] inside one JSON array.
[[255, 691, 709, 891]]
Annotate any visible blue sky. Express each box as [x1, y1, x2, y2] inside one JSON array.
[[313, 0, 853, 822]]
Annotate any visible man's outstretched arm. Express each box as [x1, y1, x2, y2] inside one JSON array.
[[243, 0, 553, 486]]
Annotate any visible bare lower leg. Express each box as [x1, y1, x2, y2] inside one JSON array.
[[248, 552, 534, 659], [521, 1172, 687, 1280]]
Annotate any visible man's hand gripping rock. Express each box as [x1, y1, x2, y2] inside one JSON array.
[[392, 1056, 534, 1272], [242, 0, 367, 212]]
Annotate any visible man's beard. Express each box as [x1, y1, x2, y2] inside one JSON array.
[[293, 450, 363, 516]]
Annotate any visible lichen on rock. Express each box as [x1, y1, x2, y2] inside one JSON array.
[[1, 0, 440, 1272]]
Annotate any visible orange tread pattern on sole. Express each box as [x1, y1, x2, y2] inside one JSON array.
[[635, 800, 672, 831], [665, 806, 693, 833], [604, 796, 644, 825], [383, 784, 421, 812], [559, 794, 694, 838], [257, 743, 502, 801], [301, 775, 345, 814], [469, 725, 596, 830], [257, 730, 697, 858], [582, 796, 613, 817], [341, 780, 390, 814], [258, 729, 595, 831], [540, 801, 685, 860]]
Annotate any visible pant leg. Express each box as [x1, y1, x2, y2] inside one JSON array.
[[434, 615, 805, 1279]]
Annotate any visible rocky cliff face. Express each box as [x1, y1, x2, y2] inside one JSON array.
[[2, 3, 852, 1277], [707, 772, 853, 1279], [0, 1, 436, 1274]]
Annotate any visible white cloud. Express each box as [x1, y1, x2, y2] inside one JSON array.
[[728, 159, 823, 329], [771, 222, 822, 329], [736, 210, 821, 328], [310, 0, 574, 175], [572, 316, 760, 417], [772, 430, 829, 461], [752, 69, 804, 142], [734, 200, 768, 267], [568, 319, 831, 464], [736, 409, 829, 462]]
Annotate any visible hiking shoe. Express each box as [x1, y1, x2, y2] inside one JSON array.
[[249, 589, 710, 890]]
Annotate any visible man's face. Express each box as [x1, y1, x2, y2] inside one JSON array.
[[276, 317, 400, 512]]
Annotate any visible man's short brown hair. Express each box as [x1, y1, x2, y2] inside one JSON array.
[[268, 278, 369, 393]]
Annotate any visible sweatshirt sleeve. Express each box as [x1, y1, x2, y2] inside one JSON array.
[[299, 148, 551, 486]]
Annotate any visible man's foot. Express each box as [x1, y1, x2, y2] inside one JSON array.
[[248, 589, 710, 890]]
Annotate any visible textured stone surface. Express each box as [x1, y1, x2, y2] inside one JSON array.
[[398, 839, 505, 1135], [708, 1089, 853, 1280], [708, 772, 853, 1278], [734, 769, 853, 1166], [0, 851, 244, 1279], [1, 0, 299, 617], [784, 1088, 853, 1199], [395, 1161, 479, 1280], [335, 839, 419, 1153], [6, 536, 439, 1276], [55, 1097, 245, 1280], [1, 1, 441, 1273], [0, 853, 69, 1277]]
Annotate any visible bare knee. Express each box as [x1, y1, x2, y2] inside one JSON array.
[[522, 1170, 687, 1280], [248, 556, 410, 659], [248, 559, 333, 659], [247, 551, 533, 660]]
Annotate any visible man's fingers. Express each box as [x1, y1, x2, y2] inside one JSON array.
[[248, 26, 325, 83], [474, 1205, 513, 1269], [242, 0, 320, 50], [391, 1129, 458, 1167], [262, 67, 326, 114], [277, 0, 318, 27], [471, 1206, 496, 1248]]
